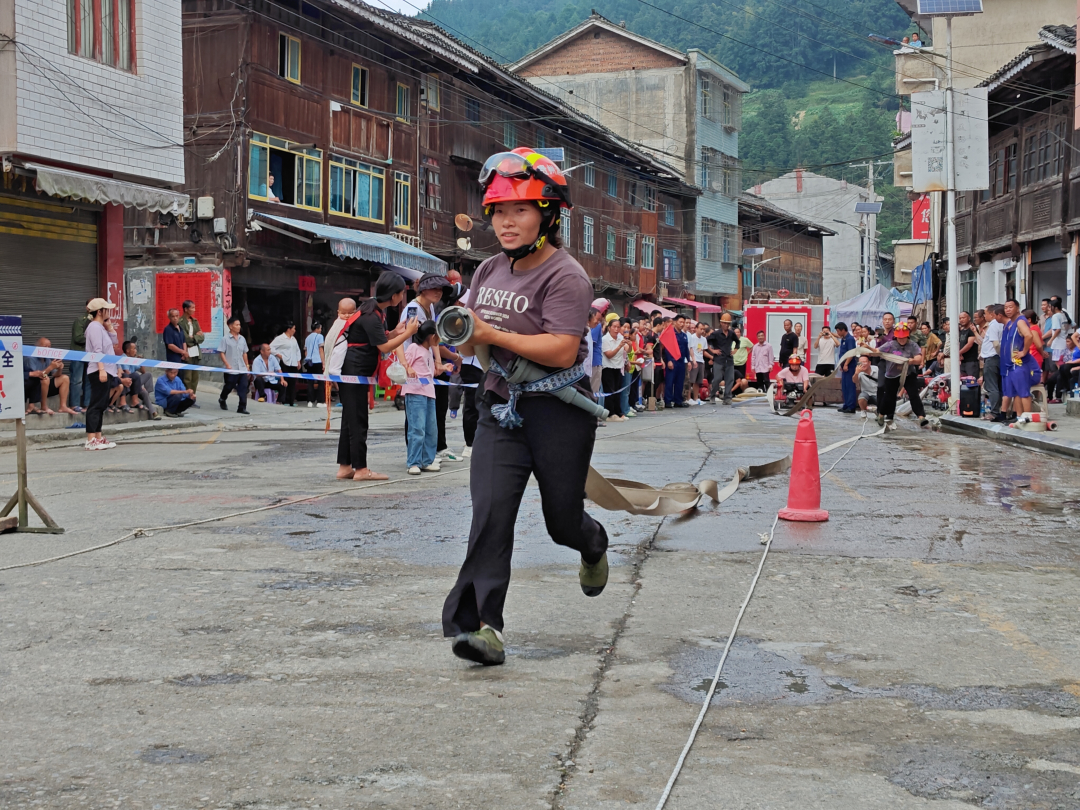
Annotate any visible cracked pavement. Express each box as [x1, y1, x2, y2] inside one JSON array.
[[2, 402, 1080, 809]]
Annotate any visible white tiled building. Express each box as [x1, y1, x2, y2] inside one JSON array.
[[1, 0, 187, 353]]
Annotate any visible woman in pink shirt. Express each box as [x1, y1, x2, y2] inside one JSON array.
[[403, 321, 453, 474], [83, 298, 120, 451]]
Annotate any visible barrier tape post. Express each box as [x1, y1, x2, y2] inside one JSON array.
[[2, 317, 63, 533]]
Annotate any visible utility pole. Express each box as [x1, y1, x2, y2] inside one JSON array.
[[945, 16, 961, 411], [849, 160, 891, 291]]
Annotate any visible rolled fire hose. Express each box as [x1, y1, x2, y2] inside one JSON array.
[[440, 309, 879, 517]]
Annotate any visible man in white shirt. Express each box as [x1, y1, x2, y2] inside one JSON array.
[[1045, 298, 1069, 362], [978, 304, 1004, 419], [270, 322, 301, 406], [303, 321, 325, 408], [686, 322, 707, 405]]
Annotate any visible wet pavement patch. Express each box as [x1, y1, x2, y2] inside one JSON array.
[[296, 622, 374, 635], [504, 645, 569, 660], [666, 639, 1080, 715], [881, 742, 1080, 809], [139, 746, 211, 765], [168, 673, 251, 687]]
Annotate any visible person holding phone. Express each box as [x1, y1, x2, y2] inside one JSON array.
[[815, 325, 840, 377]]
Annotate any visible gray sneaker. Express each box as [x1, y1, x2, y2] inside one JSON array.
[[451, 627, 505, 666]]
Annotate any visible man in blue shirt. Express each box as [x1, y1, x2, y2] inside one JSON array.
[[303, 321, 325, 407], [664, 314, 690, 408], [836, 323, 858, 413], [154, 368, 195, 417], [162, 308, 187, 364], [252, 343, 287, 402], [589, 301, 608, 402]]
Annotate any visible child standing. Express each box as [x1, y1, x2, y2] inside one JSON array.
[[403, 321, 451, 475]]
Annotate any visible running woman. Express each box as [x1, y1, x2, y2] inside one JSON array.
[[442, 148, 609, 666]]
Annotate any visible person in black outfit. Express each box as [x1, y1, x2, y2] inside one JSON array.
[[707, 314, 737, 404], [337, 273, 418, 481], [778, 319, 798, 367], [957, 310, 980, 377]]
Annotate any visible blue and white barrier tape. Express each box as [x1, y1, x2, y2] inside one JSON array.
[[21, 346, 476, 388]]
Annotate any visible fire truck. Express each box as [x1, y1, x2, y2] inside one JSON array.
[[742, 292, 830, 380]]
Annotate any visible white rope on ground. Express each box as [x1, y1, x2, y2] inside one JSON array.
[[0, 466, 471, 572], [654, 513, 780, 810], [654, 414, 880, 809]]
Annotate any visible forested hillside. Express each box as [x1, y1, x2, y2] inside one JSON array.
[[417, 0, 913, 247]]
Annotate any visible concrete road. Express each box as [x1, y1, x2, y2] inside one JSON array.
[[1, 402, 1078, 809]]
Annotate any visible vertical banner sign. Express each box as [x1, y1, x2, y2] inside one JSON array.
[[0, 316, 26, 420], [912, 195, 931, 240]]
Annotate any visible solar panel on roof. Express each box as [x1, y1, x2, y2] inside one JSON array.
[[916, 0, 983, 15], [854, 202, 883, 214], [535, 147, 565, 164]]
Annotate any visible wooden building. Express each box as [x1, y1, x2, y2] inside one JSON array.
[[123, 0, 697, 356], [738, 194, 834, 305], [951, 25, 1076, 317]]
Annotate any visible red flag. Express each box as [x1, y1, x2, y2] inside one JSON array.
[[658, 324, 681, 361]]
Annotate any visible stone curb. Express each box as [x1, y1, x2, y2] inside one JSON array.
[[939, 414, 1080, 461]]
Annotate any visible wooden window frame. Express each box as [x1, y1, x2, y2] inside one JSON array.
[[583, 216, 595, 255], [351, 65, 369, 107], [248, 132, 322, 211], [641, 236, 656, 270], [606, 226, 616, 261], [279, 33, 301, 85], [626, 233, 636, 266], [396, 84, 411, 123], [67, 0, 136, 72], [329, 156, 385, 223], [393, 171, 412, 230], [422, 74, 440, 111]]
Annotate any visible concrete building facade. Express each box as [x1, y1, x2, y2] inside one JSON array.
[[1, 0, 187, 352], [754, 171, 882, 304], [509, 14, 750, 309]]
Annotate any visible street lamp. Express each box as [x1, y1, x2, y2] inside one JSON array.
[[833, 219, 869, 293], [742, 247, 779, 299]]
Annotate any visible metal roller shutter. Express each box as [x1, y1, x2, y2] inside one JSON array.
[[0, 194, 98, 349]]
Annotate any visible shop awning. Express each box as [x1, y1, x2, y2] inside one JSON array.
[[664, 296, 726, 313], [631, 299, 678, 318], [26, 162, 189, 214], [255, 213, 447, 274]]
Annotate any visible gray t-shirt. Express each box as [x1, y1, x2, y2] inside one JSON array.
[[857, 366, 878, 399], [878, 339, 921, 378], [470, 249, 592, 401]]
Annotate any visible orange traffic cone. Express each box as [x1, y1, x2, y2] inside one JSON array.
[[778, 409, 829, 522]]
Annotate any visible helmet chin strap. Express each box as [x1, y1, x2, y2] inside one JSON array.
[[503, 209, 558, 271]]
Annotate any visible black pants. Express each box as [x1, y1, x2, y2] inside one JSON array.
[[255, 378, 284, 399], [337, 383, 370, 469], [756, 372, 770, 390], [306, 363, 324, 403], [815, 364, 834, 377], [710, 353, 734, 401], [601, 367, 623, 416], [165, 396, 195, 416], [460, 364, 483, 447], [281, 364, 298, 405], [220, 373, 249, 410], [86, 374, 113, 434], [878, 374, 925, 420], [443, 396, 608, 635], [435, 373, 450, 452]]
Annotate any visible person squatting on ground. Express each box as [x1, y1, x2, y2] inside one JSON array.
[[116, 339, 156, 417], [442, 148, 609, 666], [337, 273, 418, 481], [872, 322, 927, 428], [854, 356, 879, 416], [218, 316, 252, 414], [23, 337, 76, 416], [403, 321, 454, 475], [252, 344, 287, 402], [83, 298, 119, 450], [155, 367, 196, 417]]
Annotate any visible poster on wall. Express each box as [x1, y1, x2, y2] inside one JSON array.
[[155, 272, 214, 334], [912, 195, 931, 240]]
